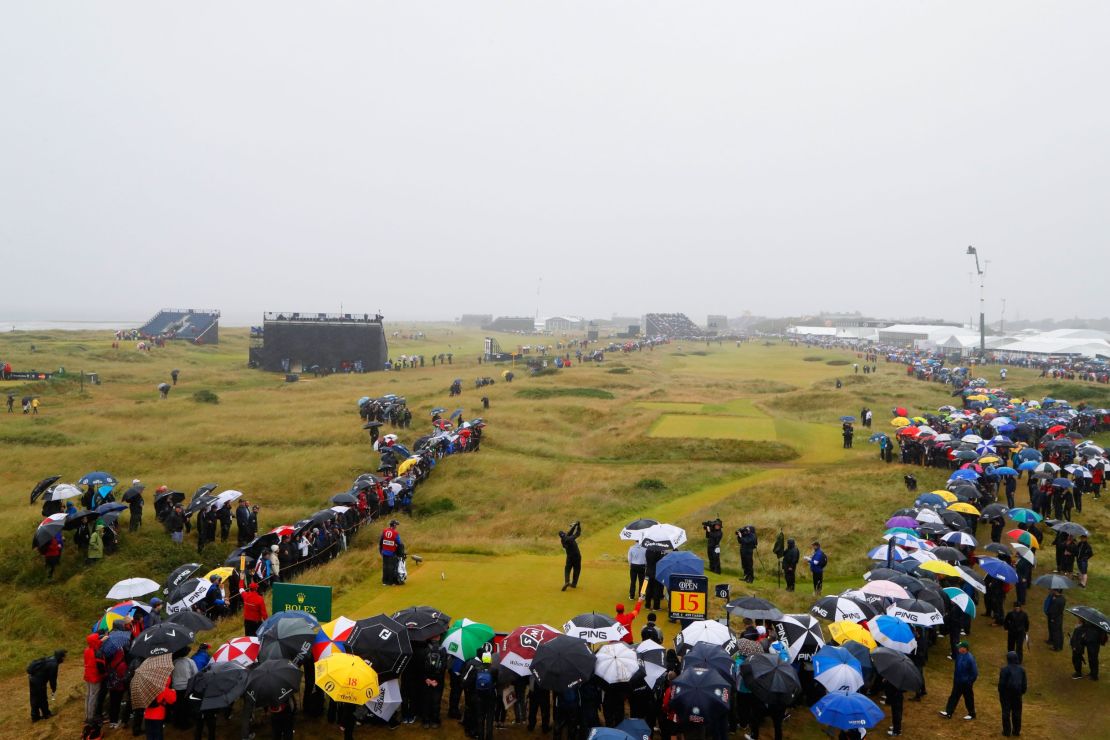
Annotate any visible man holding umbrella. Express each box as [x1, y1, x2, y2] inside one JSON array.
[[1071, 615, 1106, 680], [124, 480, 144, 532]]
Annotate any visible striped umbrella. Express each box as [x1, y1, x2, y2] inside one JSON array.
[[312, 616, 357, 660], [867, 616, 917, 654], [942, 587, 976, 617], [444, 618, 496, 661]]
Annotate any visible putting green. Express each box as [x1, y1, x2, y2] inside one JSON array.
[[650, 413, 779, 441]]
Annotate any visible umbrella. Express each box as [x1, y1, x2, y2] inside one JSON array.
[[45, 482, 83, 502], [1007, 530, 1040, 549], [675, 620, 733, 655], [1053, 522, 1090, 538], [980, 503, 1009, 519], [390, 606, 452, 642], [654, 551, 704, 583], [868, 544, 909, 562], [619, 518, 659, 540], [811, 691, 885, 731], [165, 610, 216, 632], [725, 596, 784, 621], [164, 563, 202, 594], [669, 667, 731, 722], [616, 718, 653, 740], [1034, 574, 1075, 590], [948, 502, 980, 516], [444, 618, 496, 661], [315, 653, 380, 704], [78, 471, 117, 487], [956, 565, 987, 593], [886, 598, 943, 627], [213, 636, 262, 667], [593, 642, 643, 684], [990, 467, 1018, 476], [29, 475, 62, 504], [347, 614, 413, 680], [132, 623, 196, 658], [771, 614, 825, 662], [978, 557, 1018, 584], [499, 624, 563, 677], [868, 615, 916, 654], [683, 642, 733, 682], [191, 662, 250, 711], [741, 653, 801, 706], [930, 546, 967, 563], [943, 587, 976, 617], [154, 490, 186, 508], [1034, 462, 1061, 475], [32, 514, 66, 548], [734, 638, 762, 657], [637, 523, 688, 550], [245, 660, 302, 705], [131, 653, 174, 711], [635, 639, 667, 688], [828, 621, 877, 649], [860, 580, 910, 600], [312, 616, 357, 660], [363, 678, 402, 721], [885, 516, 919, 530], [810, 596, 875, 623], [869, 647, 926, 694], [812, 646, 864, 693], [564, 613, 627, 643], [259, 615, 319, 666], [166, 578, 210, 614], [331, 492, 358, 506], [1068, 606, 1110, 634], [530, 635, 596, 691], [918, 560, 961, 578]]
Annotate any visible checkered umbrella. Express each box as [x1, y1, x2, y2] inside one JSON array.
[[131, 653, 173, 711], [213, 637, 261, 668]]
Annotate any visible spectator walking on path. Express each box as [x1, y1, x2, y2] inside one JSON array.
[[27, 649, 65, 722], [998, 651, 1026, 736], [939, 640, 978, 721]]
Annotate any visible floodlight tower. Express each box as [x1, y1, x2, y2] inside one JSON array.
[[966, 246, 985, 361]]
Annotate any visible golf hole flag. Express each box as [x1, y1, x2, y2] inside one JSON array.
[[272, 583, 332, 622], [669, 574, 709, 621]]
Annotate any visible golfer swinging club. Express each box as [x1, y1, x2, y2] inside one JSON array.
[[560, 521, 582, 591]]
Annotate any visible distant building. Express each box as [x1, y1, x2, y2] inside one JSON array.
[[544, 315, 585, 332], [878, 323, 966, 346], [484, 316, 535, 333], [139, 308, 220, 344], [458, 314, 493, 327], [706, 315, 728, 334]]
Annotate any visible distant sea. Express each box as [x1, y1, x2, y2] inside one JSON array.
[[0, 320, 141, 332]]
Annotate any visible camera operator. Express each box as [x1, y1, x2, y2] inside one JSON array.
[[703, 518, 723, 574], [736, 525, 757, 583]]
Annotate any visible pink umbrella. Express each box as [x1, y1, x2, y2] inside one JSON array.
[[859, 580, 911, 600]]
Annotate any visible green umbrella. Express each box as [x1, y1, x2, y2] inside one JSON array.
[[443, 618, 496, 661]]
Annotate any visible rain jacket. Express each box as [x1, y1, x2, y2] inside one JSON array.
[[997, 651, 1026, 694], [615, 602, 642, 643], [87, 527, 105, 559], [953, 651, 978, 685], [241, 588, 268, 622], [83, 633, 104, 683], [143, 685, 176, 721], [28, 651, 64, 690]]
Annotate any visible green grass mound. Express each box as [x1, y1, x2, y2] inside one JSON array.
[[0, 426, 72, 446], [602, 437, 798, 464], [192, 389, 220, 404], [826, 359, 851, 366], [516, 387, 615, 400]]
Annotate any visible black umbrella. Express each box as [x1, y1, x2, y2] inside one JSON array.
[[194, 483, 218, 500], [871, 647, 924, 692], [939, 511, 971, 531], [865, 568, 902, 582], [529, 635, 596, 691], [670, 666, 731, 722], [225, 548, 257, 568], [931, 546, 967, 563], [725, 596, 784, 621], [63, 510, 98, 530], [30, 475, 62, 504], [741, 653, 801, 706], [1068, 606, 1110, 634], [121, 486, 144, 503], [32, 516, 66, 549], [331, 492, 358, 506], [245, 660, 302, 705], [391, 606, 452, 642], [154, 490, 186, 508], [191, 662, 250, 710], [683, 643, 734, 682], [840, 640, 873, 678], [166, 610, 216, 632], [1053, 522, 1090, 538], [347, 614, 413, 680], [1034, 574, 1075, 590], [96, 502, 127, 515], [362, 421, 383, 429], [185, 493, 216, 516], [164, 563, 202, 594], [259, 617, 318, 666], [982, 543, 1010, 557], [132, 623, 196, 658], [980, 503, 1009, 519]]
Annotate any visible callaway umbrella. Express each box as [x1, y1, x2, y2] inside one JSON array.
[[191, 662, 250, 711], [444, 618, 496, 661], [530, 635, 596, 691], [1068, 606, 1110, 634], [165, 610, 216, 633], [741, 653, 801, 706], [29, 475, 62, 504], [213, 637, 262, 667], [725, 596, 784, 621], [669, 667, 731, 722], [245, 660, 302, 705], [810, 596, 875, 623], [315, 653, 380, 704], [132, 623, 196, 658], [391, 606, 452, 642], [771, 614, 825, 662], [106, 577, 161, 600], [347, 614, 413, 680], [131, 653, 174, 711], [593, 642, 643, 684], [565, 613, 627, 644], [682, 642, 733, 682], [811, 691, 885, 731], [653, 551, 704, 583], [1034, 574, 1075, 590], [499, 624, 563, 678], [675, 619, 733, 655], [871, 646, 924, 692], [812, 645, 864, 693]]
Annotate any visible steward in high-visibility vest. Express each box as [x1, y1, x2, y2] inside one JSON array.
[[379, 519, 403, 585]]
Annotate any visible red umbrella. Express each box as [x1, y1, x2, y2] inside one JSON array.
[[895, 407, 908, 418], [498, 624, 562, 677], [1047, 425, 1067, 436], [269, 525, 295, 537], [897, 427, 920, 438]]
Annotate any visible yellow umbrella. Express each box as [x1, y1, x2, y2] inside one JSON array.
[[931, 490, 958, 503], [966, 394, 988, 402], [948, 502, 980, 516], [983, 407, 997, 415], [397, 457, 419, 476], [828, 621, 877, 648], [978, 455, 1002, 465], [912, 416, 928, 424], [204, 567, 234, 583], [891, 417, 911, 428], [918, 560, 961, 578], [314, 654, 379, 704]]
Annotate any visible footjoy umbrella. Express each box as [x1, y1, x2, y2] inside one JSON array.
[[619, 519, 659, 541], [106, 578, 161, 600], [1034, 574, 1075, 590], [347, 614, 412, 680], [725, 596, 784, 621], [811, 691, 884, 731], [771, 614, 824, 662], [669, 667, 731, 723], [741, 653, 801, 706], [213, 637, 262, 667], [500, 624, 562, 677], [654, 551, 704, 583], [594, 642, 643, 684], [867, 616, 916, 654], [812, 646, 864, 693], [565, 613, 627, 643], [131, 653, 174, 711], [1068, 606, 1110, 633], [191, 662, 250, 711], [245, 660, 302, 705], [444, 618, 496, 661], [811, 596, 874, 623], [132, 623, 196, 658], [870, 647, 924, 692], [530, 635, 596, 691], [676, 619, 733, 654], [315, 653, 380, 704]]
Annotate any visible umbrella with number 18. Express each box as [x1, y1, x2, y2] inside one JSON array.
[[315, 653, 379, 704]]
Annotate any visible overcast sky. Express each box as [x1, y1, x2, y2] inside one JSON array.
[[2, 2, 1107, 326]]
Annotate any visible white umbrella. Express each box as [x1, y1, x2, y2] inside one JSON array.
[[49, 483, 83, 501], [564, 613, 627, 643], [1012, 544, 1036, 565], [859, 580, 910, 600], [214, 490, 243, 509], [593, 642, 641, 684], [636, 523, 687, 550], [106, 577, 162, 600], [635, 639, 667, 688], [365, 678, 402, 720], [676, 620, 732, 654], [914, 509, 944, 525], [940, 531, 978, 548]]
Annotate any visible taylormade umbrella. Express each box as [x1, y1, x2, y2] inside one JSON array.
[[638, 523, 688, 550], [530, 635, 596, 691]]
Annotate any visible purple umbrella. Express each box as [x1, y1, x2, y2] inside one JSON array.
[[885, 516, 919, 530]]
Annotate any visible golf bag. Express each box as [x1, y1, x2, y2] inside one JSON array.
[[396, 555, 408, 584]]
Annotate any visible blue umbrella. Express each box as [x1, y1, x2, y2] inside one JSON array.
[[78, 471, 117, 487], [1017, 460, 1039, 472], [357, 396, 370, 407], [615, 719, 651, 740], [654, 551, 704, 584], [812, 646, 864, 693], [868, 544, 908, 562], [1008, 508, 1043, 524], [811, 690, 885, 730], [840, 416, 856, 423], [978, 557, 1018, 584], [96, 502, 128, 515], [1052, 478, 1074, 489], [997, 424, 1016, 433], [868, 616, 917, 653], [868, 433, 887, 444], [914, 493, 947, 507], [257, 611, 320, 638], [1017, 448, 1042, 461], [586, 729, 635, 740], [987, 467, 1018, 476], [949, 469, 979, 481], [975, 443, 997, 456]]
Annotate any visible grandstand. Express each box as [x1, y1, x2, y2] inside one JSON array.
[[643, 313, 703, 338], [139, 308, 220, 344], [248, 312, 388, 373]]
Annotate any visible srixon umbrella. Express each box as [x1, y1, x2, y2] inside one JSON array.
[[132, 623, 196, 658], [190, 662, 250, 710], [245, 660, 302, 705], [346, 614, 413, 680], [530, 635, 596, 691], [811, 691, 885, 731], [669, 666, 731, 724], [870, 647, 924, 692], [741, 653, 801, 706], [499, 624, 563, 677]]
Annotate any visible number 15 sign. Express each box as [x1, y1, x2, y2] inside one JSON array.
[[668, 574, 709, 620]]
